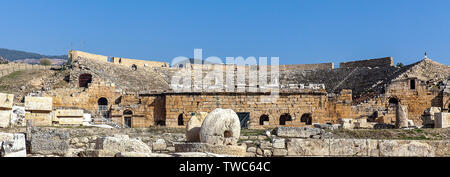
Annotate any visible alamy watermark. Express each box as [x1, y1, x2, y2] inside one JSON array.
[[170, 49, 279, 103]]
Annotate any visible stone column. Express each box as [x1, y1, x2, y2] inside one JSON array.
[[396, 104, 409, 128]]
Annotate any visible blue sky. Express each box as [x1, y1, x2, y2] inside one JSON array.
[[1, 0, 450, 66]]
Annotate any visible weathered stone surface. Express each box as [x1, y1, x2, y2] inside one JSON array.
[[379, 140, 434, 157], [55, 109, 84, 117], [0, 110, 10, 128], [428, 140, 450, 157], [0, 93, 14, 109], [272, 149, 288, 157], [329, 139, 368, 157], [247, 147, 256, 153], [272, 138, 285, 149], [115, 152, 172, 157], [25, 96, 52, 111], [152, 139, 167, 151], [83, 114, 92, 126], [94, 134, 152, 157], [186, 112, 208, 142], [25, 112, 52, 126], [172, 152, 234, 157], [435, 112, 450, 128], [287, 139, 329, 156], [0, 133, 26, 157], [11, 106, 25, 126], [199, 108, 241, 146], [63, 148, 84, 157], [314, 124, 334, 130], [30, 129, 70, 155], [274, 127, 323, 138], [174, 142, 246, 157], [396, 105, 409, 128], [367, 139, 380, 157], [338, 118, 354, 129], [263, 149, 272, 157]]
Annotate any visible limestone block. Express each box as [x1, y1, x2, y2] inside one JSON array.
[[329, 139, 368, 157], [287, 139, 329, 156], [199, 108, 241, 146], [94, 135, 152, 157], [115, 152, 173, 157], [186, 112, 208, 142], [174, 142, 246, 157], [25, 112, 53, 126], [428, 140, 450, 157], [272, 138, 285, 149], [338, 118, 354, 129], [367, 139, 380, 157], [0, 110, 11, 128], [30, 129, 70, 155], [55, 109, 84, 117], [435, 112, 450, 128], [0, 133, 26, 157], [83, 114, 92, 125], [0, 93, 14, 109], [25, 96, 52, 111], [172, 152, 234, 157], [274, 127, 323, 138], [152, 139, 167, 151], [272, 149, 288, 157], [57, 118, 83, 125], [378, 140, 434, 157]]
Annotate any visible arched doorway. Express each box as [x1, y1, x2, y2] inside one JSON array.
[[259, 115, 269, 125], [98, 97, 108, 118], [389, 97, 399, 106], [79, 73, 92, 88], [279, 114, 292, 125], [123, 110, 132, 128], [301, 113, 313, 125], [178, 114, 184, 126]]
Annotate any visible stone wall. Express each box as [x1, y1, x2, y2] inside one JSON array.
[[69, 50, 108, 63], [163, 92, 334, 129], [69, 50, 169, 69], [340, 57, 393, 68], [0, 63, 51, 77], [2, 127, 450, 157], [279, 63, 334, 71], [111, 57, 169, 68]]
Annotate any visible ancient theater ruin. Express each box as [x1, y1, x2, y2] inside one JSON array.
[[1, 50, 447, 130]]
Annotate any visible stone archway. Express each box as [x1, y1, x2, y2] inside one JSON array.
[[301, 113, 312, 125], [259, 115, 269, 125], [123, 110, 133, 128], [177, 114, 184, 126], [389, 97, 399, 106], [97, 97, 108, 118], [279, 114, 292, 125]]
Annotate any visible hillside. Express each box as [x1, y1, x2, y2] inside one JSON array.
[[0, 48, 67, 61]]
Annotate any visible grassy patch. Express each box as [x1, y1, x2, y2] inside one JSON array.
[[241, 129, 266, 136], [0, 71, 24, 82]]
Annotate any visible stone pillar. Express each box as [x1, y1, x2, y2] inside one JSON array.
[[396, 104, 409, 128]]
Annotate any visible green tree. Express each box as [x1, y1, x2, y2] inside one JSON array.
[[40, 58, 52, 66], [396, 62, 404, 67]]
